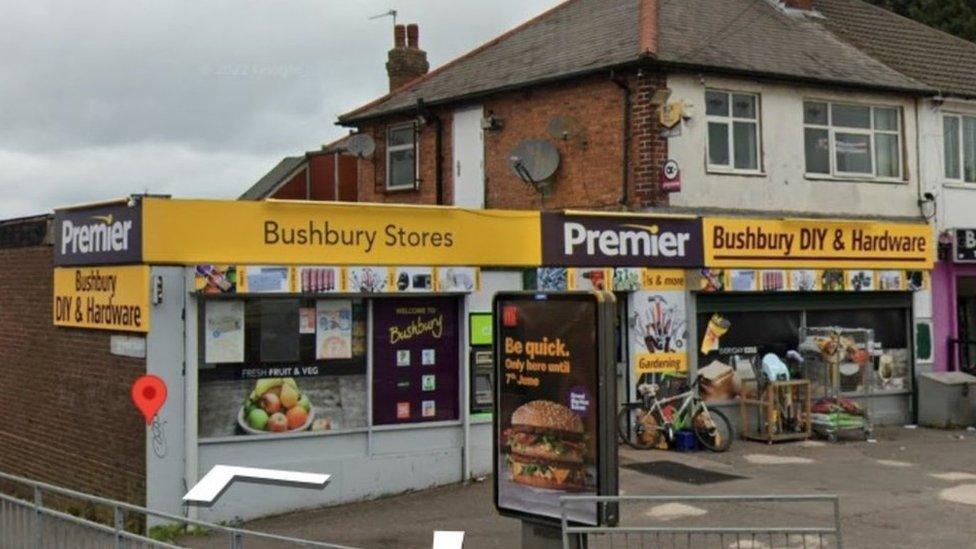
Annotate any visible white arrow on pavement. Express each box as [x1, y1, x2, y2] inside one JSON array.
[[432, 531, 465, 549], [184, 465, 331, 506]]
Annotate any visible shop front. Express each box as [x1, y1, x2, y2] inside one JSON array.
[[933, 229, 976, 373], [50, 198, 933, 522], [52, 197, 542, 523], [687, 217, 933, 427]]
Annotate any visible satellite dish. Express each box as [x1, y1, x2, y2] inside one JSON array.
[[509, 139, 560, 195], [345, 134, 376, 159], [547, 115, 583, 141]]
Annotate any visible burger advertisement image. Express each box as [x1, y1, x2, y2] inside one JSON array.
[[493, 292, 617, 527]]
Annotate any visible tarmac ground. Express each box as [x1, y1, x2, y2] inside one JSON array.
[[182, 426, 976, 548]]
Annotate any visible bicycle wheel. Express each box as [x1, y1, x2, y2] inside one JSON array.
[[617, 404, 660, 450], [692, 406, 733, 452]]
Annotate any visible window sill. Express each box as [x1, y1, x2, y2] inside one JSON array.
[[705, 167, 767, 178], [383, 184, 420, 194], [805, 174, 907, 185], [369, 419, 462, 432], [199, 426, 369, 444], [942, 181, 976, 191]]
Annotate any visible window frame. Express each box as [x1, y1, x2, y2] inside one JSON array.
[[385, 122, 419, 191], [803, 100, 905, 182], [942, 113, 976, 184], [704, 89, 764, 175]]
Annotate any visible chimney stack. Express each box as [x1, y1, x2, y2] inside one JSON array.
[[386, 23, 429, 92], [783, 0, 813, 10]]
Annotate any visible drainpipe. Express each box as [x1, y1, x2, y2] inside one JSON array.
[[612, 70, 631, 208]]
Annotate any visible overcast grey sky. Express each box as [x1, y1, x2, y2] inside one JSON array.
[[0, 0, 562, 218]]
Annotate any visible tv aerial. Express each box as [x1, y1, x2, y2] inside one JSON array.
[[345, 134, 376, 159], [369, 9, 398, 27], [509, 139, 560, 197]]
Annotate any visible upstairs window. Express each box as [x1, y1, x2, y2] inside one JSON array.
[[943, 114, 976, 182], [706, 90, 761, 172], [386, 123, 418, 191], [804, 101, 902, 180]]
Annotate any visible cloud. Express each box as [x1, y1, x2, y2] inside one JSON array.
[[0, 144, 276, 219], [0, 0, 563, 218]]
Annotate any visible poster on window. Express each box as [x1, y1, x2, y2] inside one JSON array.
[[205, 300, 245, 363], [240, 266, 292, 293], [371, 297, 459, 425], [316, 300, 353, 360], [629, 290, 688, 379]]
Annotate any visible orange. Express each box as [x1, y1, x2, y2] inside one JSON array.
[[286, 406, 309, 430]]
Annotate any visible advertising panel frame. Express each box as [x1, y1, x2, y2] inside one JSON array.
[[492, 291, 618, 528]]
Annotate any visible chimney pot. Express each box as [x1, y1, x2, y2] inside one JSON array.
[[407, 24, 419, 48], [783, 0, 813, 10], [387, 23, 429, 91], [394, 24, 406, 48]]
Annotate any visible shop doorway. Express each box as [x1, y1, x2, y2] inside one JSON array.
[[954, 277, 976, 373]]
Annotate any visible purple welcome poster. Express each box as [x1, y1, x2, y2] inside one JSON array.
[[372, 297, 459, 425]]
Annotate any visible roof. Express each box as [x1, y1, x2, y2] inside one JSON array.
[[340, 0, 642, 123], [656, 0, 929, 92], [815, 0, 976, 99], [239, 156, 305, 200], [339, 0, 937, 124]]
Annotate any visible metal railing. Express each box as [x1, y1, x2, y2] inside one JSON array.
[[0, 470, 359, 549], [560, 494, 843, 549]]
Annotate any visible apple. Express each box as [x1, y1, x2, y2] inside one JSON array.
[[298, 394, 311, 413], [260, 392, 282, 414], [246, 408, 269, 431], [266, 412, 288, 432]]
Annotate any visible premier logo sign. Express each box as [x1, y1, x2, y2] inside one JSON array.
[[542, 213, 703, 267], [563, 222, 691, 259], [54, 203, 143, 266], [61, 214, 133, 255]]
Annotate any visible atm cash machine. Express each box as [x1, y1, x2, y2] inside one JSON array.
[[469, 313, 494, 414]]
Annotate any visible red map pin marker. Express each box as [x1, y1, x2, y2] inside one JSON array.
[[132, 375, 167, 424]]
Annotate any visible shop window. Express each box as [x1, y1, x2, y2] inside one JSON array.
[[804, 309, 909, 394], [803, 101, 903, 180], [706, 90, 761, 172], [198, 297, 368, 439], [697, 296, 913, 401], [697, 310, 801, 379], [386, 122, 418, 191], [943, 114, 976, 182]]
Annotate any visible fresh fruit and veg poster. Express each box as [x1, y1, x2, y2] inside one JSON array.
[[241, 377, 314, 434]]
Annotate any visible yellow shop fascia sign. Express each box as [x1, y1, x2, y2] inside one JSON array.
[[141, 198, 542, 267], [53, 265, 150, 332], [703, 217, 933, 269]]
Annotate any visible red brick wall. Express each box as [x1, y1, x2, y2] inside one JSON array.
[[0, 245, 146, 505], [356, 113, 454, 206], [630, 70, 670, 208], [484, 76, 624, 210], [351, 69, 670, 211]]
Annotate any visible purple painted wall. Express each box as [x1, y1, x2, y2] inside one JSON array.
[[932, 260, 976, 372]]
